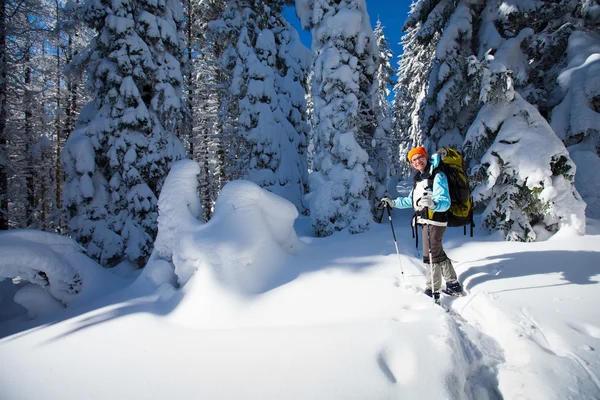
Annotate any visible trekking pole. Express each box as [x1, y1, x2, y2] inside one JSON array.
[[375, 203, 385, 223], [385, 204, 405, 284], [426, 221, 437, 304]]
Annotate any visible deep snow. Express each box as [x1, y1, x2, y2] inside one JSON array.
[[1, 176, 600, 400]]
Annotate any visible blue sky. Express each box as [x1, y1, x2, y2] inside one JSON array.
[[283, 1, 414, 61]]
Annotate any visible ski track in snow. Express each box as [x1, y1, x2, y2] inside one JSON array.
[[443, 310, 504, 400], [395, 254, 505, 399], [520, 307, 600, 395], [4, 215, 600, 400], [441, 277, 600, 400], [397, 254, 600, 400]]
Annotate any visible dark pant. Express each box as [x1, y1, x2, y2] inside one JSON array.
[[422, 224, 457, 291], [422, 224, 447, 264]]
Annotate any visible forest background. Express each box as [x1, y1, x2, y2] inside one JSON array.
[[0, 0, 598, 270]]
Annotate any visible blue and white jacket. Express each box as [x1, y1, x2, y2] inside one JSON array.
[[392, 153, 451, 226]]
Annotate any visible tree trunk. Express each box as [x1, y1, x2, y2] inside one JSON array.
[[54, 0, 62, 231], [25, 48, 34, 224], [186, 0, 194, 156], [0, 0, 8, 230], [65, 33, 74, 140], [41, 145, 47, 230]]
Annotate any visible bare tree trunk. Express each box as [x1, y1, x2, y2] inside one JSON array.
[[54, 0, 62, 231], [186, 0, 194, 156], [40, 143, 49, 230], [25, 48, 35, 224], [65, 34, 74, 139], [0, 0, 8, 230]]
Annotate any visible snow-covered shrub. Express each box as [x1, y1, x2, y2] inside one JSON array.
[[0, 229, 130, 316], [153, 159, 203, 262], [0, 230, 83, 303], [465, 94, 586, 241], [165, 179, 301, 294], [13, 284, 65, 318]]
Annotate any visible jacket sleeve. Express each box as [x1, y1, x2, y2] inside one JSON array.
[[431, 172, 451, 212], [393, 189, 413, 209]]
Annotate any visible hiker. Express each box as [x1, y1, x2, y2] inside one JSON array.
[[380, 146, 462, 301]]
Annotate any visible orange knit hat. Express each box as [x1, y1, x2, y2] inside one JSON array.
[[407, 146, 427, 162]]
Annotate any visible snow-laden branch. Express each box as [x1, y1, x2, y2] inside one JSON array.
[[0, 230, 83, 304]]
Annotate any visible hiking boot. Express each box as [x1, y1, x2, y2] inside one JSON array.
[[424, 288, 441, 303], [446, 281, 462, 294]]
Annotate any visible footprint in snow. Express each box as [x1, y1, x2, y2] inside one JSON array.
[[568, 321, 600, 340]]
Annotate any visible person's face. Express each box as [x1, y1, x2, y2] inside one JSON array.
[[411, 153, 427, 173]]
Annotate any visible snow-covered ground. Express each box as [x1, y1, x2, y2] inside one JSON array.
[[1, 175, 600, 399]]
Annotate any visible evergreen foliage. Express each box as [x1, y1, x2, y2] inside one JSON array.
[[395, 0, 593, 240], [296, 0, 378, 236], [1, 0, 598, 254], [372, 19, 395, 200], [207, 0, 310, 211], [62, 0, 187, 267], [392, 0, 454, 178], [0, 0, 92, 232]]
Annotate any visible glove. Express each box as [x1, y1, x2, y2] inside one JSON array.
[[380, 197, 394, 209], [416, 193, 435, 210]]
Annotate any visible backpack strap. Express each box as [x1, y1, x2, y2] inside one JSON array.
[[410, 178, 418, 249], [469, 204, 475, 237], [411, 173, 426, 249], [462, 200, 475, 236], [411, 213, 419, 249]]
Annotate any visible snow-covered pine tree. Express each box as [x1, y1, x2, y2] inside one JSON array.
[[464, 90, 586, 241], [270, 15, 312, 210], [0, 0, 7, 230], [305, 69, 315, 172], [392, 0, 455, 178], [186, 0, 226, 221], [208, 0, 311, 212], [0, 0, 57, 231], [420, 0, 483, 150], [372, 18, 394, 201], [463, 1, 587, 241], [62, 0, 186, 267], [393, 0, 592, 239], [296, 0, 377, 236], [350, 8, 380, 214], [544, 2, 600, 217]]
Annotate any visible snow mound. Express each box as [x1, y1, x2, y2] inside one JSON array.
[[173, 179, 300, 291], [151, 166, 301, 294], [152, 177, 303, 328], [14, 284, 65, 318], [0, 229, 128, 314], [0, 230, 85, 304], [153, 159, 203, 262]]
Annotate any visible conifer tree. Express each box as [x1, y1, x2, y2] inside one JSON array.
[[185, 0, 226, 221], [373, 19, 395, 192], [0, 0, 7, 230], [394, 0, 591, 239], [392, 0, 454, 177], [461, 0, 588, 240], [296, 0, 377, 236], [62, 0, 186, 267], [208, 0, 310, 211], [420, 0, 482, 150]]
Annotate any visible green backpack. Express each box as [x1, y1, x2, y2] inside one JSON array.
[[431, 147, 474, 234]]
